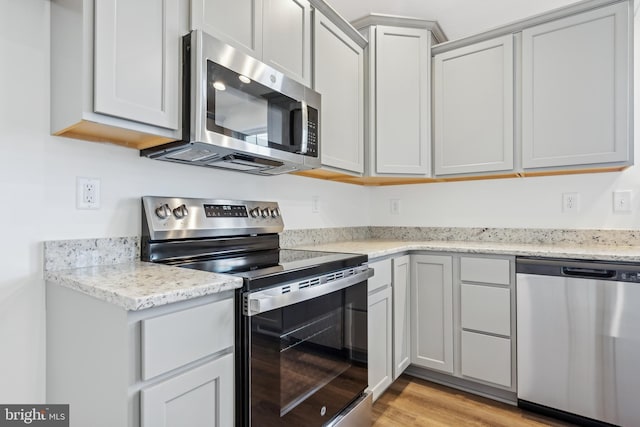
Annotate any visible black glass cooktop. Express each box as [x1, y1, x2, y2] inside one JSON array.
[[173, 249, 367, 292]]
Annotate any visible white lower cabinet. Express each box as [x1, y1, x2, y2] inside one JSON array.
[[141, 353, 234, 427], [458, 256, 515, 389], [392, 255, 411, 379], [410, 254, 516, 391], [410, 254, 454, 373], [367, 259, 393, 401], [367, 255, 412, 400], [460, 284, 510, 337], [460, 331, 511, 388], [368, 253, 516, 401], [46, 285, 235, 427]]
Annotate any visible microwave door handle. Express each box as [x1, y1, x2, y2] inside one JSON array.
[[299, 100, 309, 154]]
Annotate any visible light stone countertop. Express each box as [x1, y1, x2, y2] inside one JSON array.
[[43, 231, 640, 312], [290, 239, 640, 263], [45, 261, 243, 311]]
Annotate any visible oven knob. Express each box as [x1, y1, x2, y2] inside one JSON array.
[[250, 207, 260, 218], [270, 208, 280, 218], [261, 208, 270, 218], [155, 204, 171, 220], [173, 204, 189, 219]]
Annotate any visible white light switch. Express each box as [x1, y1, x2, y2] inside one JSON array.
[[613, 190, 632, 213]]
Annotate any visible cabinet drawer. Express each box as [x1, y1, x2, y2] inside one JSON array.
[[460, 257, 510, 285], [461, 284, 510, 336], [368, 259, 392, 293], [461, 331, 511, 387], [141, 298, 233, 380]]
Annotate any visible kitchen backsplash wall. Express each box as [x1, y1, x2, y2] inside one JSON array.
[[280, 227, 371, 247], [43, 237, 140, 272], [46, 227, 640, 273], [368, 227, 640, 246]]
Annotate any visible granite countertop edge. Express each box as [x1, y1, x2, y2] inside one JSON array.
[[45, 239, 640, 311], [289, 239, 640, 262], [45, 261, 243, 311]]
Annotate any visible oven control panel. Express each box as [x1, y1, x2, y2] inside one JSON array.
[[142, 196, 284, 240]]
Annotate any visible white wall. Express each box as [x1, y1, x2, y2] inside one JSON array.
[[0, 0, 369, 403], [371, 170, 640, 229]]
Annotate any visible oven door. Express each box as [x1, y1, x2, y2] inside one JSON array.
[[238, 269, 370, 427]]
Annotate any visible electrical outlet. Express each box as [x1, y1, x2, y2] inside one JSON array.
[[77, 177, 101, 209], [613, 190, 632, 213], [311, 196, 319, 213], [390, 199, 401, 215], [562, 192, 579, 213]]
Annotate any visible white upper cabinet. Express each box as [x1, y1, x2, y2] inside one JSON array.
[[521, 2, 631, 169], [51, 0, 186, 149], [373, 26, 432, 175], [433, 35, 514, 176], [190, 0, 263, 58], [191, 0, 311, 85], [94, 0, 182, 129], [263, 0, 312, 86], [314, 11, 364, 174]]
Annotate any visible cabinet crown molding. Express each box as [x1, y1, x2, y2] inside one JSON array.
[[432, 0, 630, 55], [351, 13, 447, 43], [309, 0, 368, 47]]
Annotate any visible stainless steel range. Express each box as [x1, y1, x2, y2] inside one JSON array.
[[141, 196, 372, 427]]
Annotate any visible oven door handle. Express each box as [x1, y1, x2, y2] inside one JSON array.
[[244, 267, 373, 316]]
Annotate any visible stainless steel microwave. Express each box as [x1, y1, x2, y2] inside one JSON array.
[[142, 30, 321, 175]]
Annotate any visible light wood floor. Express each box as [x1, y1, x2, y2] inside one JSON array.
[[372, 375, 575, 427]]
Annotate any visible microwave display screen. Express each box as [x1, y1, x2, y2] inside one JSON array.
[[206, 61, 303, 153]]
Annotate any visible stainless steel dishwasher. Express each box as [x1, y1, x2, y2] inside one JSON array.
[[516, 258, 640, 427]]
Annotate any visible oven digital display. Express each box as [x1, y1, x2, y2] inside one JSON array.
[[203, 204, 248, 218]]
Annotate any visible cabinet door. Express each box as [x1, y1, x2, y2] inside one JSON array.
[[521, 2, 630, 169], [375, 26, 431, 175], [392, 255, 411, 379], [461, 331, 511, 388], [263, 0, 312, 85], [190, 0, 263, 58], [314, 11, 364, 174], [368, 285, 393, 401], [434, 35, 514, 175], [141, 353, 234, 427], [94, 0, 182, 129], [411, 255, 453, 373]]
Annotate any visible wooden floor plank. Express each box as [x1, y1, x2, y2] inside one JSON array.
[[372, 375, 575, 427]]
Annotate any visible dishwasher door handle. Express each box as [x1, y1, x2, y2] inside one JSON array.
[[561, 266, 616, 279]]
